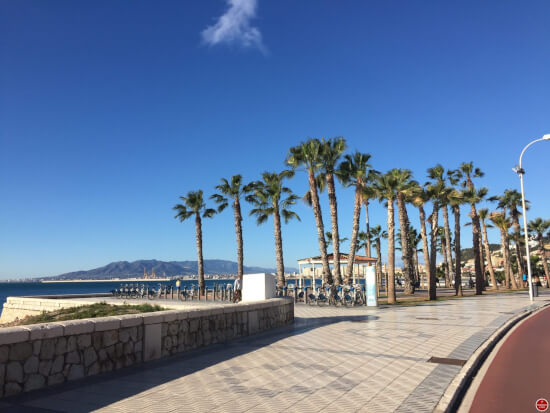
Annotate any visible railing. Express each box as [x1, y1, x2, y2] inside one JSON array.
[[111, 283, 236, 302]]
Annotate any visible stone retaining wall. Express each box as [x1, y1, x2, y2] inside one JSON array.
[[0, 295, 111, 324], [0, 298, 293, 398]]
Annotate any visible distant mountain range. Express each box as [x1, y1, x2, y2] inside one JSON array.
[[46, 259, 298, 280]]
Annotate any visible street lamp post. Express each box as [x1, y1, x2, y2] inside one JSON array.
[[514, 134, 550, 301]]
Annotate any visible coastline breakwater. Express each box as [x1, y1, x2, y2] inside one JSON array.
[[0, 296, 294, 398]]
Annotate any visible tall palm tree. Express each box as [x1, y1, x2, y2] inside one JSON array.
[[287, 139, 332, 284], [326, 231, 348, 251], [173, 190, 216, 293], [426, 164, 448, 299], [411, 185, 433, 297], [397, 226, 421, 287], [528, 218, 550, 287], [374, 171, 398, 304], [362, 177, 379, 258], [478, 208, 498, 289], [447, 188, 464, 296], [337, 152, 374, 285], [317, 137, 347, 285], [367, 225, 387, 294], [435, 226, 451, 288], [211, 175, 253, 281], [490, 211, 517, 289], [493, 189, 529, 278], [390, 169, 417, 294], [246, 170, 300, 287], [460, 162, 485, 295]]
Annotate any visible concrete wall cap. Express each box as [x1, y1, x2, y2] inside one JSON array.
[[93, 317, 121, 331], [209, 307, 224, 316], [161, 311, 180, 323], [58, 320, 95, 335], [0, 326, 30, 345], [25, 323, 65, 340], [141, 312, 164, 325], [114, 314, 144, 328], [176, 311, 189, 320], [223, 306, 237, 314]]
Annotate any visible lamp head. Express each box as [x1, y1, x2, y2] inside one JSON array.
[[543, 134, 550, 141]]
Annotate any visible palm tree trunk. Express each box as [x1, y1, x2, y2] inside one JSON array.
[[375, 238, 383, 293], [538, 236, 550, 287], [441, 236, 450, 287], [387, 198, 396, 304], [429, 206, 439, 300], [418, 205, 431, 293], [326, 173, 342, 285], [453, 205, 462, 296], [273, 204, 285, 288], [364, 199, 371, 257], [233, 198, 244, 281], [478, 227, 487, 290], [512, 213, 527, 277], [396, 194, 414, 294], [501, 231, 512, 289], [308, 169, 332, 285], [414, 248, 420, 285], [345, 185, 362, 285], [442, 206, 455, 285], [195, 213, 205, 293], [471, 205, 483, 295], [482, 220, 498, 289]]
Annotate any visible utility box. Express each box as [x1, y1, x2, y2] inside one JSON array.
[[242, 273, 276, 302]]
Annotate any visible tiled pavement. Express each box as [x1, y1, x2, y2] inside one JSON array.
[[2, 291, 548, 413]]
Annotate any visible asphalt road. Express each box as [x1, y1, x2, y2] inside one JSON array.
[[469, 304, 550, 413]]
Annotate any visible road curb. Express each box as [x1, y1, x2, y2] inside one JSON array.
[[434, 302, 550, 413]]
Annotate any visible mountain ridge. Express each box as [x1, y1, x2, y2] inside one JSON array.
[[47, 259, 298, 280]]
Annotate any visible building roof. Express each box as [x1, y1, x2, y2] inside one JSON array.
[[297, 253, 377, 264]]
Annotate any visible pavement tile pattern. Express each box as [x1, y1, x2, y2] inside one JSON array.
[[2, 291, 548, 413]]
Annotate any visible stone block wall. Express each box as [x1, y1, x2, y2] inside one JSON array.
[[0, 298, 293, 398]]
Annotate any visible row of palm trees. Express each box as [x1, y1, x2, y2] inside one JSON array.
[[173, 137, 549, 301]]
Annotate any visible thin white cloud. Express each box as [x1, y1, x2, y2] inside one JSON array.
[[202, 0, 267, 54]]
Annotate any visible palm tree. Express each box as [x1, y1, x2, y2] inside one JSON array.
[[337, 152, 374, 285], [447, 188, 464, 296], [478, 208, 498, 290], [362, 177, 379, 258], [426, 164, 448, 298], [397, 226, 421, 287], [411, 185, 433, 297], [490, 211, 517, 289], [389, 169, 417, 294], [287, 139, 332, 284], [436, 226, 450, 285], [528, 218, 550, 287], [246, 170, 300, 287], [173, 190, 216, 293], [326, 231, 348, 251], [374, 171, 398, 304], [460, 162, 485, 295], [317, 137, 347, 285], [211, 175, 253, 281], [367, 225, 387, 295], [493, 189, 530, 279]]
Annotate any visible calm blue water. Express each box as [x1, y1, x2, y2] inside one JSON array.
[[0, 280, 235, 307]]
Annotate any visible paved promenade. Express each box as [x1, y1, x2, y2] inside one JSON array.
[[1, 291, 548, 413]]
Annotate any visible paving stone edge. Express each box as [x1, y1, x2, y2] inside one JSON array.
[[434, 302, 550, 413]]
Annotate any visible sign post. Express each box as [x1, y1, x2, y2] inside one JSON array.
[[366, 265, 378, 307]]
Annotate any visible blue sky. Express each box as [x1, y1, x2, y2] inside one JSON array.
[[1, 0, 549, 279]]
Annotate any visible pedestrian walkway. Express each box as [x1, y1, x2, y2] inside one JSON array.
[[465, 304, 550, 413], [1, 291, 548, 413]]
